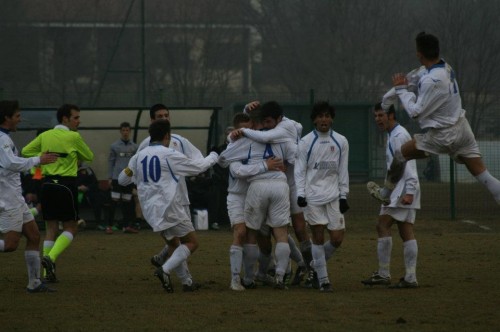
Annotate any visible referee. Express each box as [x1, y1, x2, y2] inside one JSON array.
[[22, 104, 94, 282]]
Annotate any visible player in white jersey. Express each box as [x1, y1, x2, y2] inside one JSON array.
[[241, 102, 296, 289], [362, 103, 421, 289], [368, 32, 500, 205], [138, 104, 204, 290], [0, 100, 58, 293], [226, 113, 285, 291], [294, 101, 350, 292], [232, 101, 312, 286], [119, 120, 218, 293]]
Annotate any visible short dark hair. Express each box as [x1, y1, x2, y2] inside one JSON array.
[[149, 119, 171, 142], [120, 122, 131, 129], [232, 112, 251, 128], [0, 100, 20, 125], [57, 104, 80, 123], [260, 101, 283, 120], [416, 31, 440, 60], [149, 103, 168, 120], [310, 101, 335, 121], [374, 102, 396, 118]]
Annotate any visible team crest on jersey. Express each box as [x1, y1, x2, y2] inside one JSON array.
[[330, 146, 335, 152], [3, 143, 9, 149], [172, 142, 178, 147]]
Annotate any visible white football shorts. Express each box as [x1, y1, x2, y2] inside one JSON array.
[[244, 179, 290, 230], [304, 200, 346, 231], [0, 204, 34, 233], [380, 206, 416, 224], [227, 193, 246, 226], [414, 116, 481, 163]]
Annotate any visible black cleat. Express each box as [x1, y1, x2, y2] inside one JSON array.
[[41, 256, 58, 283], [27, 282, 57, 293], [154, 267, 173, 293]]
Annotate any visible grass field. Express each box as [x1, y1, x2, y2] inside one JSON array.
[[1, 213, 499, 332]]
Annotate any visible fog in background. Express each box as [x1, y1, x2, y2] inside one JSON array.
[[1, 0, 500, 137]]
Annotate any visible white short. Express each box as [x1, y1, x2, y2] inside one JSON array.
[[380, 206, 416, 224], [111, 192, 133, 201], [227, 193, 246, 226], [0, 204, 34, 233], [304, 200, 346, 231], [160, 219, 195, 241], [414, 116, 481, 163], [244, 179, 290, 230]]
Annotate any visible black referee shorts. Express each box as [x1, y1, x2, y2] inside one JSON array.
[[41, 176, 79, 222]]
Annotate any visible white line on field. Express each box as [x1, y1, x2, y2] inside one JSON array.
[[461, 219, 491, 231]]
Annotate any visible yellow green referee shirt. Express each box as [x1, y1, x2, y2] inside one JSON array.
[[22, 124, 94, 177]]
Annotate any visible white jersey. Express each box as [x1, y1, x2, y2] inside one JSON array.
[[118, 145, 218, 232], [246, 141, 295, 182], [228, 160, 268, 195], [138, 134, 203, 206], [382, 66, 426, 111], [295, 129, 349, 205], [0, 129, 40, 211], [395, 59, 464, 129], [385, 124, 421, 209], [241, 116, 302, 144]]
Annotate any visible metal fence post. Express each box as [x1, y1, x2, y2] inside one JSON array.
[[449, 158, 456, 220]]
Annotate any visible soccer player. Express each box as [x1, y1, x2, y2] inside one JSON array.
[[362, 103, 421, 289], [225, 113, 284, 291], [241, 102, 296, 289], [233, 101, 312, 285], [294, 101, 350, 292], [22, 104, 94, 283], [118, 119, 218, 293], [368, 31, 500, 205], [0, 100, 58, 292], [107, 121, 139, 234]]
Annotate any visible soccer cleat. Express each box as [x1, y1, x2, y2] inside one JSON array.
[[150, 255, 163, 268], [291, 266, 306, 286], [361, 271, 391, 286], [123, 226, 139, 234], [182, 281, 201, 292], [154, 267, 173, 293], [77, 219, 86, 230], [366, 181, 391, 205], [255, 273, 275, 286], [41, 256, 58, 283], [230, 279, 245, 291], [26, 282, 57, 293], [319, 283, 333, 293], [304, 269, 319, 289], [388, 277, 419, 289], [105, 226, 113, 235], [97, 224, 107, 231], [241, 280, 257, 289], [274, 276, 289, 290]]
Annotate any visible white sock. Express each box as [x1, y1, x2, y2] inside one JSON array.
[[274, 242, 290, 281], [323, 241, 337, 261], [243, 244, 259, 284], [475, 170, 500, 203], [403, 239, 418, 283], [25, 250, 41, 289], [312, 244, 329, 285], [0, 240, 4, 252], [377, 237, 392, 278], [229, 245, 243, 281], [288, 235, 304, 266], [173, 261, 192, 285], [162, 244, 190, 274]]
